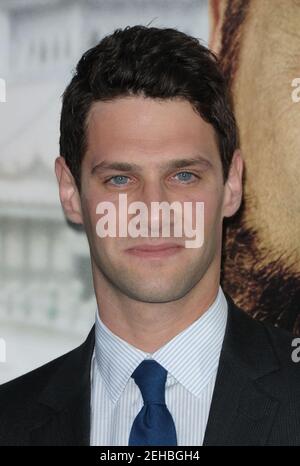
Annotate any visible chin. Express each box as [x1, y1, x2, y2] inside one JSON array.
[[117, 286, 184, 304]]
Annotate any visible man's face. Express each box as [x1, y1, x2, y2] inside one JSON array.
[[75, 96, 239, 303]]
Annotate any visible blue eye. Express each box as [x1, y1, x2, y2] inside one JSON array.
[[174, 171, 196, 182], [108, 175, 130, 185]]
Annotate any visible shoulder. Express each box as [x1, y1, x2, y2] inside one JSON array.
[[261, 319, 300, 377], [226, 294, 300, 381], [0, 346, 76, 404], [0, 325, 95, 421]]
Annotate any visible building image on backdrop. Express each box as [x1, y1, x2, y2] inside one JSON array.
[[0, 0, 209, 383]]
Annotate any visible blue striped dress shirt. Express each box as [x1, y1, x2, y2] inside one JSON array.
[[90, 286, 228, 446]]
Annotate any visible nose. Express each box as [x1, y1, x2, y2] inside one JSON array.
[[141, 180, 168, 206], [138, 182, 180, 239]]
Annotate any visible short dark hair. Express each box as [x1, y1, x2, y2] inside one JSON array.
[[59, 25, 239, 190]]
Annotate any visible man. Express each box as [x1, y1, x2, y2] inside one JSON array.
[[0, 26, 299, 446], [208, 0, 300, 335]]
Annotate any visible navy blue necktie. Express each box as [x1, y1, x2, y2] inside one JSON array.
[[128, 359, 177, 446]]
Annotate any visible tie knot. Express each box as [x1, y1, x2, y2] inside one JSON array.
[[131, 359, 167, 404]]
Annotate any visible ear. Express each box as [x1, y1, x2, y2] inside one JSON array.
[[222, 149, 243, 218], [208, 0, 228, 53], [54, 156, 83, 224]]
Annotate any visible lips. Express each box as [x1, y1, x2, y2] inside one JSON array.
[[125, 242, 184, 258], [127, 242, 183, 251]]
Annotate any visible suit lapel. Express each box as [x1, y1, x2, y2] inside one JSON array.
[[29, 325, 95, 446], [29, 389, 91, 446], [203, 297, 280, 446]]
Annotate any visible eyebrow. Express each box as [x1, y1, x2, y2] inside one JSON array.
[[91, 155, 213, 174]]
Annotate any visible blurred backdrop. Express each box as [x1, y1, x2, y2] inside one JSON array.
[[0, 0, 209, 383]]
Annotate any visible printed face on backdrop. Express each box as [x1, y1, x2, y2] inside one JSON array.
[[209, 0, 300, 333]]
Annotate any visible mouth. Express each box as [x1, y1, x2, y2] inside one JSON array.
[[125, 242, 184, 259]]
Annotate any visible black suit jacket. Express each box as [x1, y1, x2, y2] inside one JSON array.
[[0, 295, 300, 446]]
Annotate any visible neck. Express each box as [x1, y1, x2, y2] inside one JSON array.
[[92, 260, 221, 353]]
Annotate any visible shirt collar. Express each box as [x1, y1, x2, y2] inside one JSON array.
[[94, 286, 228, 404]]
